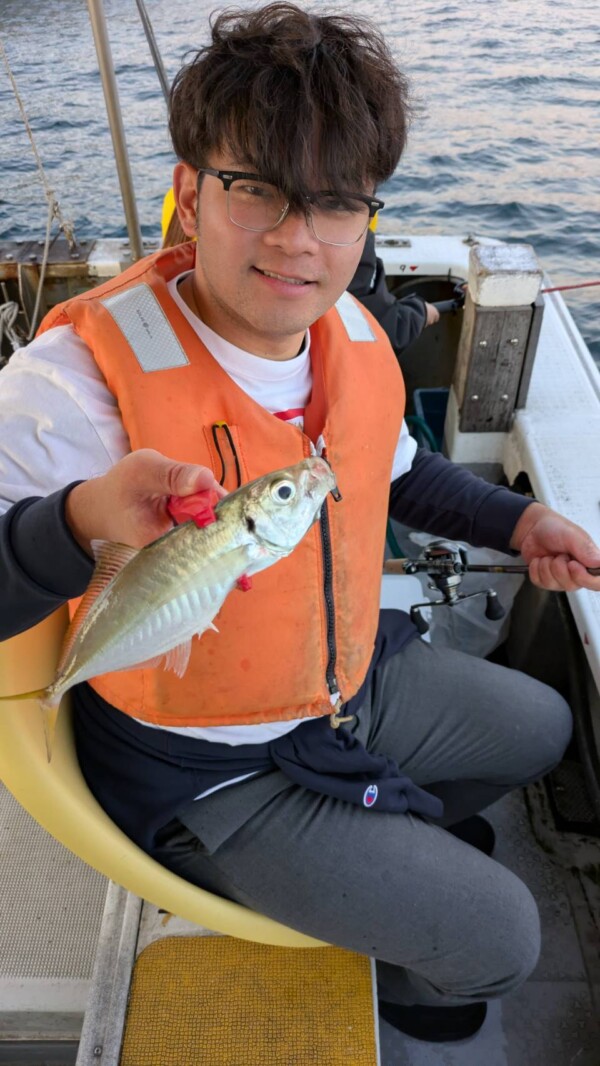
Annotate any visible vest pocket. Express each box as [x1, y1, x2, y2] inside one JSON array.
[[203, 423, 248, 492]]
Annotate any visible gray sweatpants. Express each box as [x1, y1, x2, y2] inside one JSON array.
[[153, 639, 572, 1006]]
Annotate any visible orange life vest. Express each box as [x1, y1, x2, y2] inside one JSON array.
[[38, 243, 405, 726]]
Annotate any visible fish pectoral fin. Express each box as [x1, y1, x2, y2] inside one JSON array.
[[133, 655, 165, 671], [163, 628, 220, 676], [133, 622, 219, 679], [164, 639, 193, 679], [134, 640, 193, 679]]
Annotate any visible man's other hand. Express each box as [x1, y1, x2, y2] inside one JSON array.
[[65, 449, 227, 556], [510, 502, 600, 592]]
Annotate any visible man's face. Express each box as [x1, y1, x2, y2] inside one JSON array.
[[174, 151, 370, 359]]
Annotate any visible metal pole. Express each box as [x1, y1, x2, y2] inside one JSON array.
[[134, 0, 171, 105], [87, 0, 144, 261]]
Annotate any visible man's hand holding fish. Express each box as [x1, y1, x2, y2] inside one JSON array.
[[65, 448, 227, 554]]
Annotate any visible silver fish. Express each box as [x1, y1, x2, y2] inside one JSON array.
[[43, 457, 336, 711]]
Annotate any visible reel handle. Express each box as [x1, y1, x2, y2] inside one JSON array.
[[485, 590, 506, 621]]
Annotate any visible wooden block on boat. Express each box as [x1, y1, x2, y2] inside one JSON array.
[[453, 242, 545, 432], [468, 242, 542, 307]]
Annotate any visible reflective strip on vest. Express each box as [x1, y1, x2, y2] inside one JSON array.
[[335, 291, 376, 343], [102, 284, 190, 371]]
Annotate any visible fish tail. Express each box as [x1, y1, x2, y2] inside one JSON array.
[[40, 697, 58, 763], [0, 688, 47, 702], [0, 688, 59, 763]]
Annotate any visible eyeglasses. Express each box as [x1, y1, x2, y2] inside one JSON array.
[[197, 168, 384, 247]]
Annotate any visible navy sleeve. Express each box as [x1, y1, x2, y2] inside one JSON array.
[[348, 231, 427, 353], [389, 449, 534, 554], [0, 485, 93, 640]]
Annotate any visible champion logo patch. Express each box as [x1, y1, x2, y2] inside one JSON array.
[[363, 784, 378, 808]]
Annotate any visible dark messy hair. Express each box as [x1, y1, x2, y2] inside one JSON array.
[[169, 2, 412, 202]]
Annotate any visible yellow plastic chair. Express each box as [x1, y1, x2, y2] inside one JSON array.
[[0, 607, 324, 948]]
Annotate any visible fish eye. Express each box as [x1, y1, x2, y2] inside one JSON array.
[[271, 479, 296, 504]]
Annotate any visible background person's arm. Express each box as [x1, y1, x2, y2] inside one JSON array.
[[348, 230, 437, 352]]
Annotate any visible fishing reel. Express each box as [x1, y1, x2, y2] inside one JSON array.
[[400, 540, 506, 636], [385, 542, 599, 635]]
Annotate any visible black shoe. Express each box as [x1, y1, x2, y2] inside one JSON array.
[[378, 1000, 487, 1042], [448, 815, 496, 856]]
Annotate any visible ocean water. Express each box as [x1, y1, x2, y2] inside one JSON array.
[[1, 0, 598, 362]]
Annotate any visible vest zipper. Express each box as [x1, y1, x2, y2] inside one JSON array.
[[319, 499, 353, 729], [319, 502, 337, 693]]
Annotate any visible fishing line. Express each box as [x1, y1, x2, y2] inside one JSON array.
[[541, 280, 600, 294]]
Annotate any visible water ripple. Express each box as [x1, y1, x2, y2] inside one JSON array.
[[0, 0, 597, 362]]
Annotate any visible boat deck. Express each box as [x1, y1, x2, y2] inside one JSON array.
[[1, 776, 598, 1064], [381, 786, 600, 1065], [1, 233, 599, 1063]]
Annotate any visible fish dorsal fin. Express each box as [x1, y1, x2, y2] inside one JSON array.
[[57, 540, 139, 673], [90, 538, 139, 574]]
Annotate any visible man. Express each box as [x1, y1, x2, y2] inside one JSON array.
[[162, 193, 441, 353], [1, 3, 598, 1044]]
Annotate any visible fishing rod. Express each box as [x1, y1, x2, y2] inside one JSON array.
[[134, 0, 170, 105], [432, 279, 600, 314], [385, 556, 600, 578], [383, 541, 600, 634], [542, 279, 600, 294]]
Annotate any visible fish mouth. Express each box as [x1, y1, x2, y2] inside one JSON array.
[[305, 458, 340, 501], [306, 484, 340, 505]]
